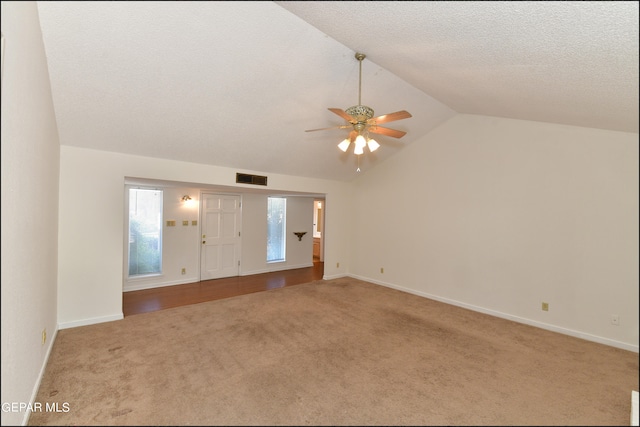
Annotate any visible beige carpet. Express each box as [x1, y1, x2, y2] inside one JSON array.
[[29, 278, 638, 426]]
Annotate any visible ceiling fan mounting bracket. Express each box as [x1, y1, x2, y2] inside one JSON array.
[[355, 52, 366, 62]]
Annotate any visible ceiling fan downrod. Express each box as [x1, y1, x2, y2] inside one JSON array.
[[355, 52, 365, 106], [346, 52, 374, 122]]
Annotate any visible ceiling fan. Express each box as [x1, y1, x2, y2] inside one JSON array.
[[305, 52, 412, 156]]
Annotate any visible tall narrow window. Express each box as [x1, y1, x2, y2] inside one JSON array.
[[128, 188, 163, 276], [267, 197, 286, 262]]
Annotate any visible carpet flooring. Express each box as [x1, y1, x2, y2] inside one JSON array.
[[29, 277, 638, 426]]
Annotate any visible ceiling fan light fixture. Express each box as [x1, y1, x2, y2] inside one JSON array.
[[338, 138, 351, 152], [354, 134, 366, 155], [367, 138, 380, 152]]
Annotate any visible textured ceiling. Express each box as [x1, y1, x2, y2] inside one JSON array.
[[36, 1, 638, 182]]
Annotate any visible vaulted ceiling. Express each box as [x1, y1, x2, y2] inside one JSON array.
[[36, 1, 638, 182]]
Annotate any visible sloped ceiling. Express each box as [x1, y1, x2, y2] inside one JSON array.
[[36, 1, 638, 182]]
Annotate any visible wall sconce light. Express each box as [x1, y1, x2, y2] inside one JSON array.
[[293, 232, 307, 241], [181, 195, 192, 202]]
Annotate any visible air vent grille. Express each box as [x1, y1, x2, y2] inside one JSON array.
[[236, 173, 267, 186]]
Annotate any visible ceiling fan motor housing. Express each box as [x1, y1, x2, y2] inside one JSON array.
[[345, 105, 374, 121]]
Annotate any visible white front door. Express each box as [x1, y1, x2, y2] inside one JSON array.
[[200, 193, 241, 280]]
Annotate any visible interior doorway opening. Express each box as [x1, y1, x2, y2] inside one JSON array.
[[313, 199, 325, 262]]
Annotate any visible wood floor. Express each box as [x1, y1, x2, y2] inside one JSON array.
[[123, 261, 324, 316]]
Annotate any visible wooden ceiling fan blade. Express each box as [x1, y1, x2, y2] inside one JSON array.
[[369, 110, 412, 125], [305, 125, 352, 132], [369, 126, 407, 138], [328, 108, 355, 122]]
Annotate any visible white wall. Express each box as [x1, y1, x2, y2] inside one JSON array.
[[241, 193, 269, 272], [58, 146, 352, 328], [124, 185, 202, 291], [0, 2, 61, 426], [124, 186, 316, 291], [241, 194, 315, 276], [350, 114, 639, 351], [283, 197, 315, 269]]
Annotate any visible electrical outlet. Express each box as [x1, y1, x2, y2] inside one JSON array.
[[181, 268, 186, 275], [611, 315, 620, 326], [541, 302, 549, 311], [336, 262, 339, 268], [380, 267, 384, 273], [42, 329, 46, 345]]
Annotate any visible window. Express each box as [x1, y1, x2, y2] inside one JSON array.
[[128, 188, 163, 276], [267, 197, 286, 262]]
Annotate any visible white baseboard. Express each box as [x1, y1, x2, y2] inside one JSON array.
[[124, 277, 199, 292], [241, 262, 313, 276], [22, 327, 59, 426], [322, 273, 348, 280], [58, 313, 123, 330], [348, 274, 639, 353]]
